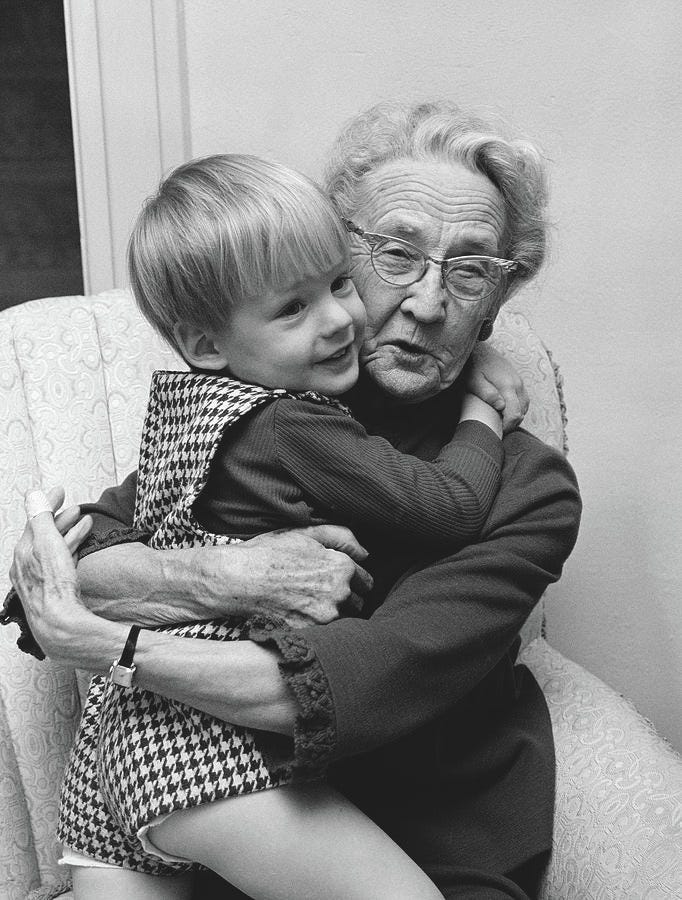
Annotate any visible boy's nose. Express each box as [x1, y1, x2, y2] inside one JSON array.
[[322, 296, 354, 335]]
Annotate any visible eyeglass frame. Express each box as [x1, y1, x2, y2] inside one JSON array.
[[342, 218, 519, 302]]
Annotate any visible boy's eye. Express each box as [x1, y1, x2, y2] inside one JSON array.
[[279, 300, 305, 318], [331, 275, 353, 295]]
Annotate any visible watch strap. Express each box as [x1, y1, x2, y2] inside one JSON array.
[[109, 625, 141, 687], [118, 624, 141, 668]]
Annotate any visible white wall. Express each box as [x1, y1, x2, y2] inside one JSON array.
[[66, 0, 682, 750]]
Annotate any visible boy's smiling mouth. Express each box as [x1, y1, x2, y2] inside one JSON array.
[[320, 343, 353, 364]]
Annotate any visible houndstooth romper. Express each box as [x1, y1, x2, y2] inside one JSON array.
[[57, 371, 349, 874]]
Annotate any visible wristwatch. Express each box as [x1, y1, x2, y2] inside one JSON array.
[[108, 625, 142, 688]]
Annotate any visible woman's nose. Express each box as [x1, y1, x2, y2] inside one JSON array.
[[399, 265, 447, 324]]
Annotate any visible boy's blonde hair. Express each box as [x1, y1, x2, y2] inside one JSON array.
[[128, 154, 349, 353]]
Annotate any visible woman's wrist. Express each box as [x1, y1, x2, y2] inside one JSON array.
[[164, 545, 253, 618], [46, 598, 129, 672]]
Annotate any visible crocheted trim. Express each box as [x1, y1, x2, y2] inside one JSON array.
[[78, 527, 152, 559], [247, 616, 336, 779], [0, 585, 44, 659], [545, 346, 569, 456]]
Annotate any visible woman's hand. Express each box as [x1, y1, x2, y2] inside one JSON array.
[[233, 526, 373, 626], [466, 342, 530, 432], [10, 487, 95, 661], [78, 525, 373, 629]]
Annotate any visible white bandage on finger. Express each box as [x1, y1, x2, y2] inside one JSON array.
[[25, 490, 54, 520]]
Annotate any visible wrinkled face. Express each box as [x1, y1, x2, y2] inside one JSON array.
[[350, 158, 508, 403], [212, 252, 366, 396]]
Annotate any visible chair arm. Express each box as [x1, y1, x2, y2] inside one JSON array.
[[520, 637, 682, 899]]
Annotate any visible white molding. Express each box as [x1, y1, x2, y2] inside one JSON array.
[[64, 0, 190, 294], [151, 0, 192, 175], [64, 0, 112, 294]]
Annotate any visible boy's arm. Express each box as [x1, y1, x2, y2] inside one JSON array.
[[79, 469, 140, 535], [272, 399, 503, 550]]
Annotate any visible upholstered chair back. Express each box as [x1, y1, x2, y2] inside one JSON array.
[[0, 290, 566, 899]]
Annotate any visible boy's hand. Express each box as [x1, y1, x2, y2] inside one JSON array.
[[467, 343, 529, 432]]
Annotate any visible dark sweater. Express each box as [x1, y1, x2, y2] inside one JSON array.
[[76, 378, 582, 895]]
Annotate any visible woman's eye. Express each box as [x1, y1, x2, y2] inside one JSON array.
[[331, 275, 353, 295], [453, 263, 486, 280], [384, 246, 411, 260], [279, 300, 305, 317]]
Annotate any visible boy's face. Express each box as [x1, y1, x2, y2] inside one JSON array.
[[213, 255, 366, 396]]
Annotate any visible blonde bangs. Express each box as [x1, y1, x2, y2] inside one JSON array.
[[128, 154, 350, 355], [224, 175, 350, 300]]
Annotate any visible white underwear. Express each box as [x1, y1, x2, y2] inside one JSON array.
[[60, 811, 190, 868]]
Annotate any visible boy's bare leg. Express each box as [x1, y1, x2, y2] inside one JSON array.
[[72, 865, 193, 900], [150, 781, 444, 900]]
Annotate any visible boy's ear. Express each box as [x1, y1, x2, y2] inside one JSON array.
[[173, 322, 230, 370]]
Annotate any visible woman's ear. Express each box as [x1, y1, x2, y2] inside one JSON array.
[[173, 322, 230, 370]]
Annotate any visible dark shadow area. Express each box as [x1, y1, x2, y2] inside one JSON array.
[[0, 0, 83, 311]]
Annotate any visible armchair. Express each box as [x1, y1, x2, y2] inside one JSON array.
[[1, 290, 680, 899]]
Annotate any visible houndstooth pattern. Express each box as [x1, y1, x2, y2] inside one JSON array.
[[136, 372, 348, 550], [137, 372, 285, 549], [57, 675, 181, 874], [58, 373, 348, 872]]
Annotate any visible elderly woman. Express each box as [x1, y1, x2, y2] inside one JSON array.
[[10, 101, 580, 899]]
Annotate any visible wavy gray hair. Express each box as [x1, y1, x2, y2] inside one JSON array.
[[324, 100, 549, 295]]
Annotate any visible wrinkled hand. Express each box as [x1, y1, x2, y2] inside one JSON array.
[[466, 342, 530, 432], [201, 525, 373, 628], [10, 487, 94, 660]]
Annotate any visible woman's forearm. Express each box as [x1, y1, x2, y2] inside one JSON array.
[[49, 607, 298, 735], [77, 542, 238, 624], [134, 629, 297, 735], [77, 530, 370, 627]]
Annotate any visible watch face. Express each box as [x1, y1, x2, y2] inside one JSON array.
[[109, 661, 136, 688]]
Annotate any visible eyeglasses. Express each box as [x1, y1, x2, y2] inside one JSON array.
[[343, 218, 519, 302]]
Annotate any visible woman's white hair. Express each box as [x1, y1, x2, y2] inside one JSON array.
[[128, 154, 349, 354], [324, 100, 549, 293]]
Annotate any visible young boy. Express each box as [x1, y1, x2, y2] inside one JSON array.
[[59, 154, 521, 900]]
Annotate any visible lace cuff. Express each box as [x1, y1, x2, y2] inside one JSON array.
[[0, 527, 152, 660], [248, 616, 337, 779], [78, 526, 152, 559], [1, 586, 44, 660]]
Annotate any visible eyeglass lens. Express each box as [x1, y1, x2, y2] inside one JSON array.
[[370, 238, 500, 300]]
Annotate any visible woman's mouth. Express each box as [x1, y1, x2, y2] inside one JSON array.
[[380, 340, 434, 370], [391, 340, 429, 357]]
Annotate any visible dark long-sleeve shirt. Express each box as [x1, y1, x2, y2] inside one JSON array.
[[197, 395, 503, 551]]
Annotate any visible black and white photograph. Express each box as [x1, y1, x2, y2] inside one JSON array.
[[1, 2, 680, 898]]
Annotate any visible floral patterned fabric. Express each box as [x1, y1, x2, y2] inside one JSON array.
[[522, 638, 682, 899], [1, 290, 679, 899]]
